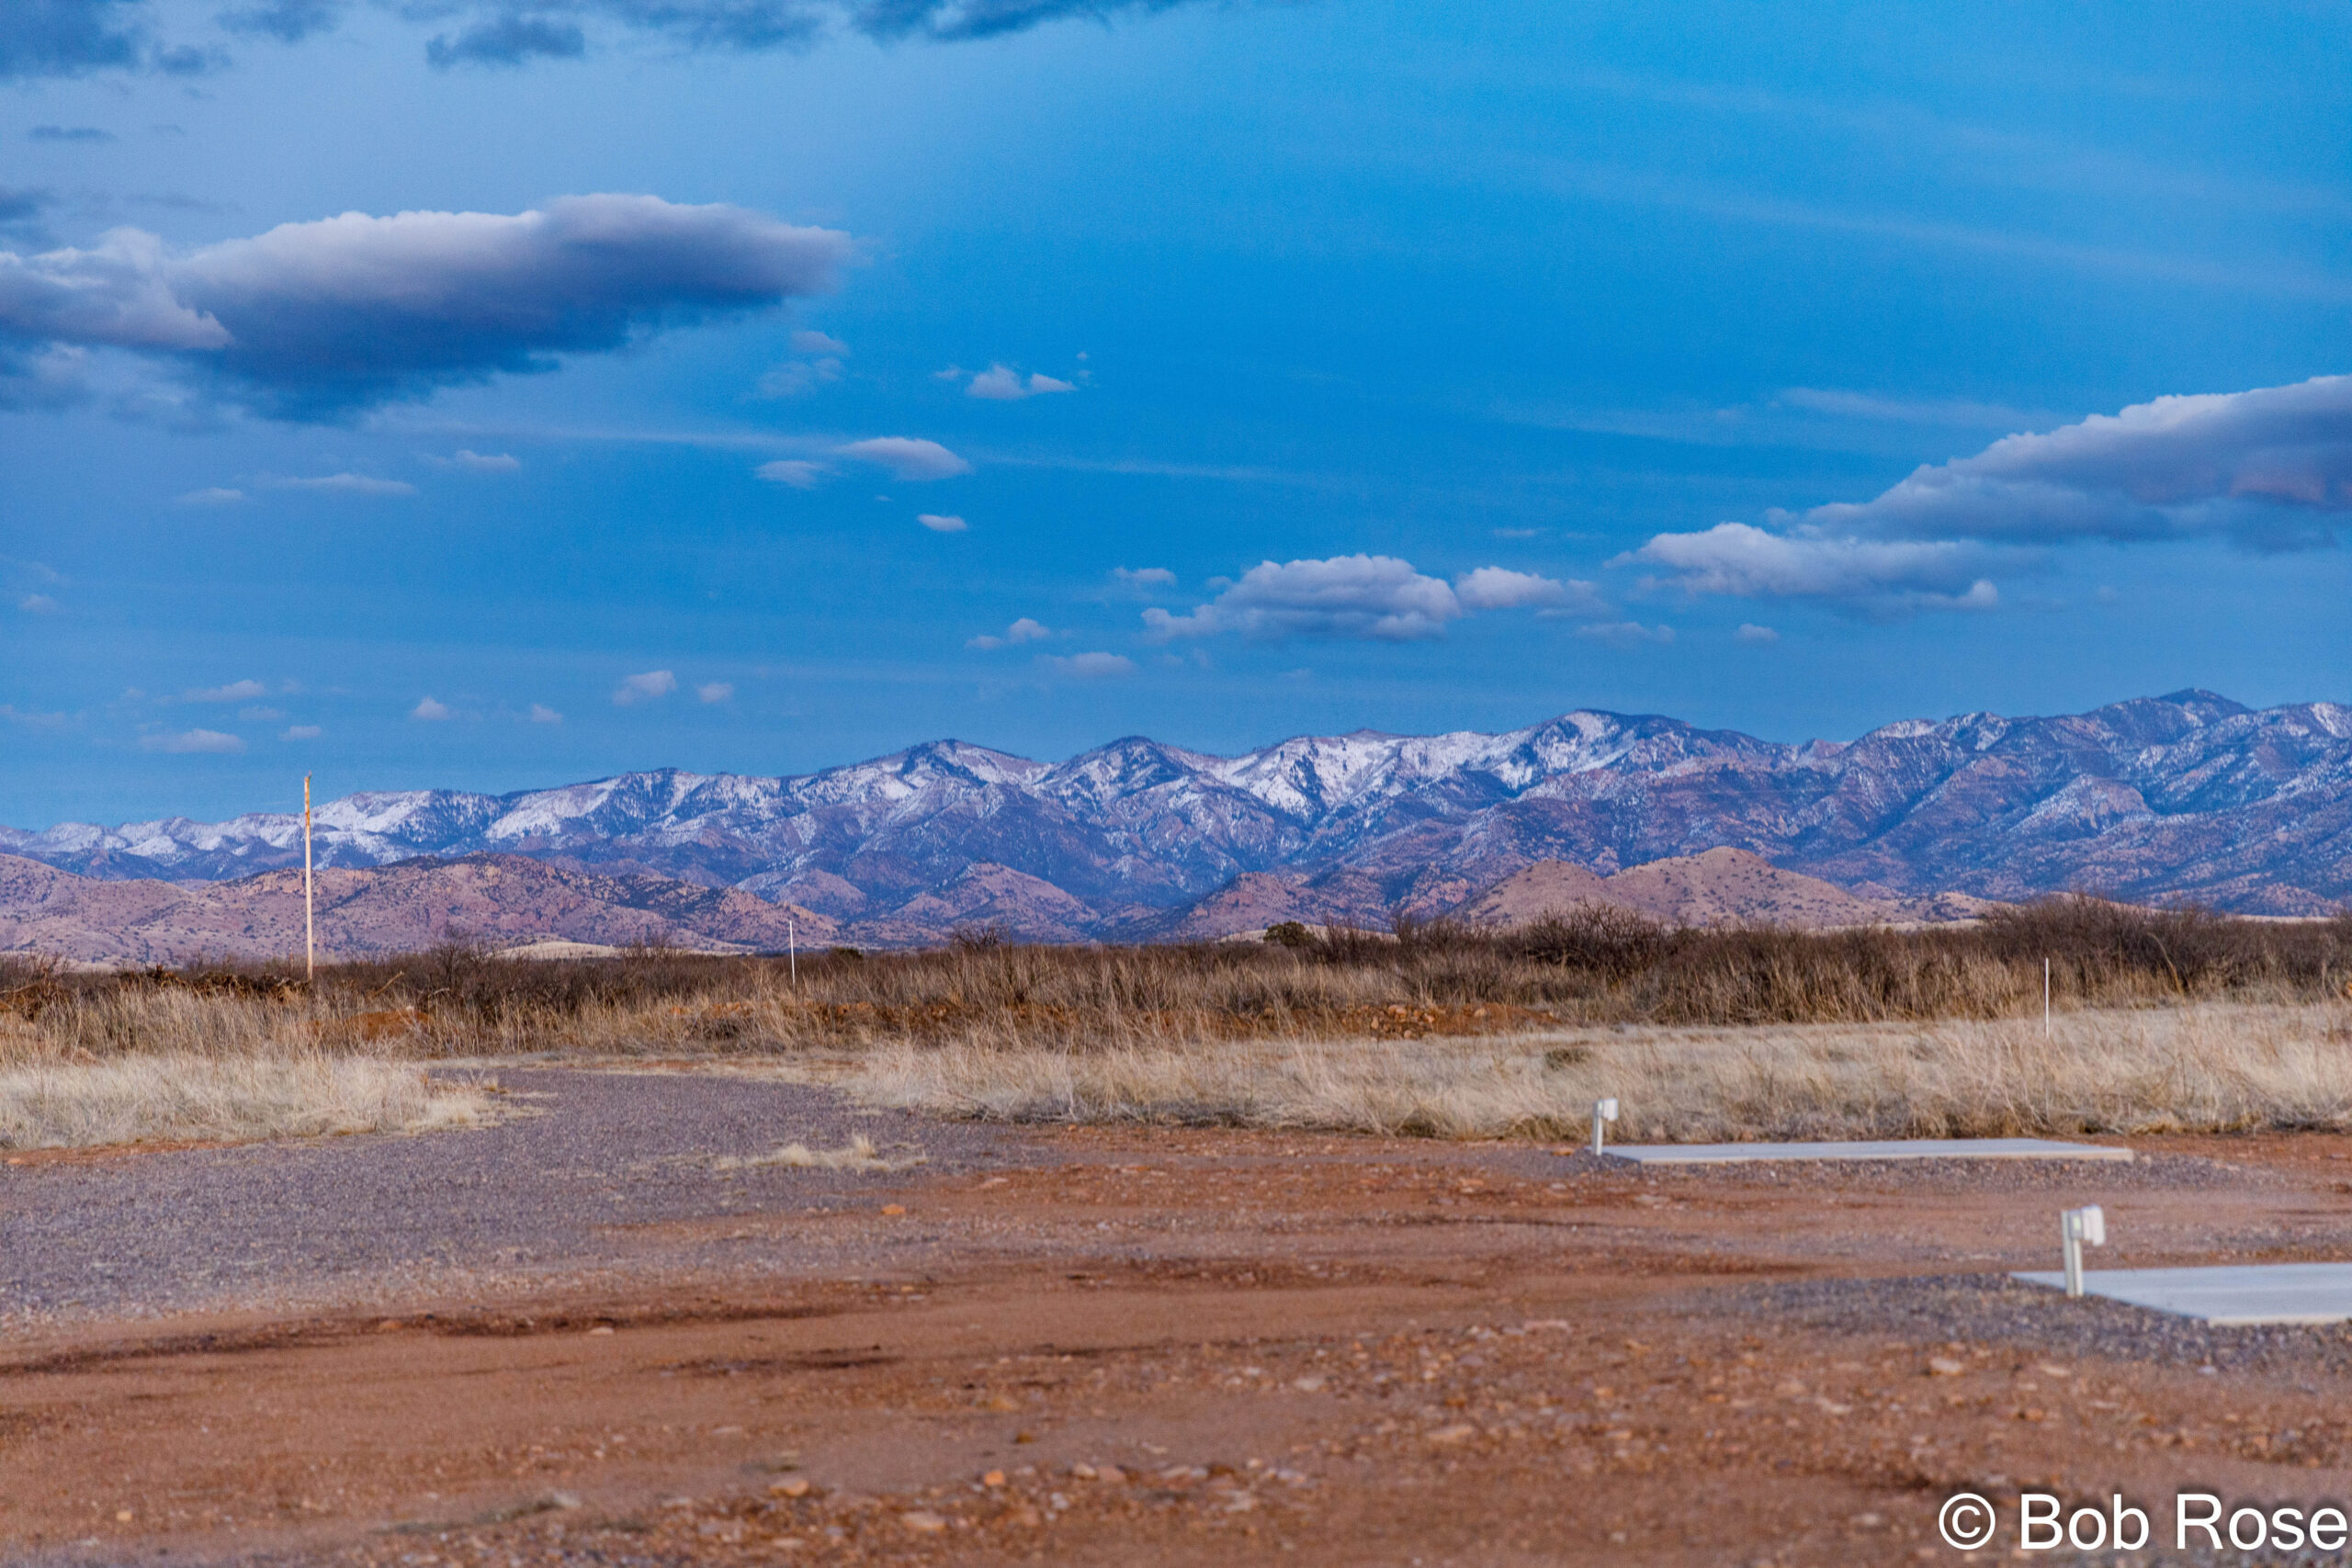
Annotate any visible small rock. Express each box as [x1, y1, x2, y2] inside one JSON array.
[[115, 1511, 132, 1524], [982, 1471, 1006, 1488], [769, 1479, 812, 1499], [587, 1325, 615, 1337], [1096, 1465, 1126, 1484], [1069, 1463, 1097, 1480], [901, 1510, 950, 1534], [1927, 1357, 1966, 1377], [550, 1493, 582, 1511], [1426, 1424, 1476, 1445], [1292, 1375, 1327, 1393], [881, 1204, 908, 1216]]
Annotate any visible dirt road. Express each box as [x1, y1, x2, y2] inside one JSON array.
[[9, 1069, 2352, 1564]]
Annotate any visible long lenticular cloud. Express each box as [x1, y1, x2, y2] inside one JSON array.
[[1626, 374, 2352, 613], [0, 194, 851, 417]]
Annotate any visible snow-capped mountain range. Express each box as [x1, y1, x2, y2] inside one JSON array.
[[6, 691, 2348, 941]]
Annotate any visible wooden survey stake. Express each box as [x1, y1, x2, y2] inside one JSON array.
[[304, 774, 315, 982]]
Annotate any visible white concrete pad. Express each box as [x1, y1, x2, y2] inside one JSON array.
[[2012, 1262, 2352, 1325], [1604, 1137, 2132, 1165]]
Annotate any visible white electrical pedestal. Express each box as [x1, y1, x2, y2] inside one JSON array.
[[1589, 1097, 1619, 1157], [2061, 1204, 2106, 1297]]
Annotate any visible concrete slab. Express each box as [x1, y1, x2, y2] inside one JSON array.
[[1605, 1137, 2133, 1165], [2012, 1263, 2352, 1325]]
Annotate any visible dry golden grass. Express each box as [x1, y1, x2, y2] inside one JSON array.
[[712, 1134, 926, 1172], [837, 1002, 2352, 1143], [0, 1052, 502, 1153], [5, 900, 2347, 1145]]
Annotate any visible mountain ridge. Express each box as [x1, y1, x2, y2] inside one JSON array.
[[6, 690, 2347, 943]]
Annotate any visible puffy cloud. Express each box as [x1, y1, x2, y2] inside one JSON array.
[[1789, 374, 2352, 552], [1623, 375, 2352, 615], [17, 592, 59, 613], [790, 329, 847, 356], [266, 472, 416, 496], [1735, 623, 1780, 643], [141, 727, 243, 753], [695, 681, 733, 703], [1142, 554, 1581, 643], [1576, 620, 1676, 647], [965, 363, 1077, 400], [759, 330, 846, 398], [611, 668, 676, 705], [1453, 565, 1588, 612], [0, 194, 851, 418], [410, 696, 453, 720], [527, 703, 562, 724], [968, 615, 1050, 649], [838, 436, 970, 479], [1039, 650, 1136, 678], [280, 723, 322, 739], [755, 458, 827, 488], [185, 678, 266, 701], [1625, 523, 1999, 613], [916, 513, 967, 532], [1111, 565, 1176, 588], [436, 448, 520, 472]]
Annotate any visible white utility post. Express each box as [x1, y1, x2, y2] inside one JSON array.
[[1590, 1097, 1620, 1158], [2061, 1203, 2105, 1297], [303, 773, 316, 983], [788, 916, 797, 987]]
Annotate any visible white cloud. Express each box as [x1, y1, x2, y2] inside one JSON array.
[[1146, 555, 1460, 642], [696, 682, 734, 703], [1453, 566, 1590, 612], [267, 473, 418, 497], [1625, 523, 2001, 613], [443, 448, 520, 473], [917, 513, 968, 533], [1039, 651, 1136, 678], [1735, 623, 1781, 643], [1621, 374, 2352, 614], [1777, 387, 2043, 429], [141, 728, 244, 753], [968, 616, 1052, 649], [0, 195, 853, 418], [186, 678, 267, 702], [239, 705, 286, 720], [175, 487, 246, 505], [17, 592, 57, 613], [755, 458, 828, 489], [1111, 566, 1177, 588], [411, 696, 453, 720], [837, 436, 971, 480], [527, 704, 562, 724], [757, 356, 842, 398], [281, 724, 322, 739], [1577, 620, 1677, 647], [612, 669, 677, 705], [1783, 373, 2352, 551], [790, 330, 848, 356], [966, 363, 1077, 400]]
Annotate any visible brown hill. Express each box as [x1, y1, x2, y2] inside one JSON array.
[[1450, 849, 1907, 930], [0, 853, 835, 966]]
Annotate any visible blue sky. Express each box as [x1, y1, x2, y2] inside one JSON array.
[[6, 0, 2351, 825]]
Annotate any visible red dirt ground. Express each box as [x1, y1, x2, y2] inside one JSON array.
[[12, 1125, 2352, 1565]]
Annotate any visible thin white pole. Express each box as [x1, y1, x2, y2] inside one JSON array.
[[788, 917, 797, 987], [303, 773, 315, 983]]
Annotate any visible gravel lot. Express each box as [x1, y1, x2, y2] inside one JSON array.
[[0, 1068, 1026, 1325]]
